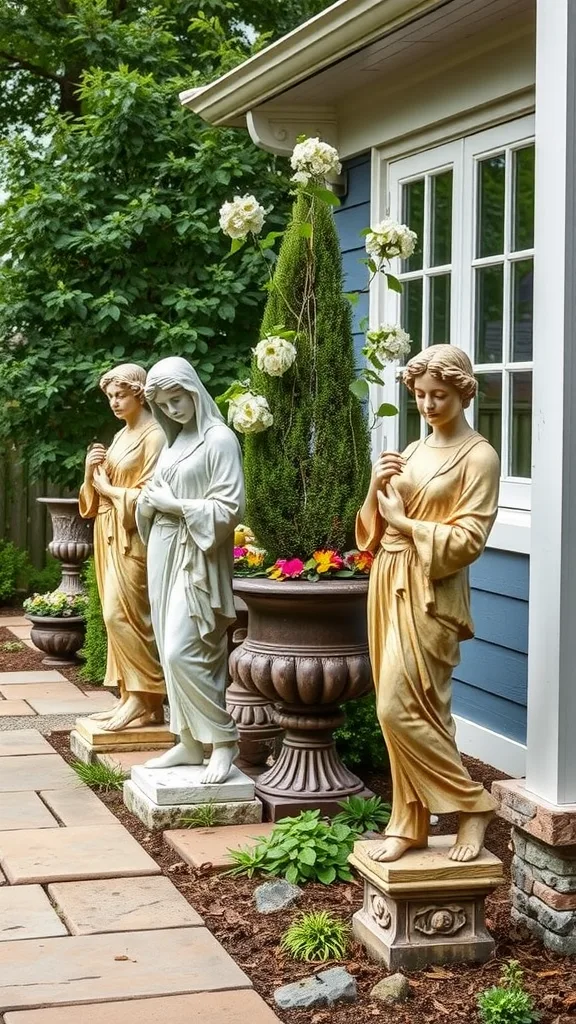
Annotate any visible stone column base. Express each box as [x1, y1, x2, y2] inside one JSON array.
[[493, 778, 576, 953], [349, 837, 504, 971]]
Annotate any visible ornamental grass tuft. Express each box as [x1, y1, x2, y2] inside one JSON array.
[[281, 910, 349, 962]]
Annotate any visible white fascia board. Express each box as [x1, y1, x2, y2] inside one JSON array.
[[179, 0, 449, 126]]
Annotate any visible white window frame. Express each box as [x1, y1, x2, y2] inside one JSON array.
[[372, 116, 535, 528]]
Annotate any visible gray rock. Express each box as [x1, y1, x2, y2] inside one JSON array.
[[254, 879, 302, 914], [371, 973, 410, 1005], [274, 967, 357, 1010], [523, 837, 576, 875], [528, 894, 576, 936]]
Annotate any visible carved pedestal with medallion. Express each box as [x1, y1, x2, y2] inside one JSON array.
[[349, 836, 504, 970]]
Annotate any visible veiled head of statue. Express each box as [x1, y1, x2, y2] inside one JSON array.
[[402, 344, 477, 409], [144, 357, 223, 444]]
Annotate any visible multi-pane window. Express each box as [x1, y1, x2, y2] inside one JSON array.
[[383, 118, 534, 511], [472, 142, 534, 497], [400, 169, 454, 444]]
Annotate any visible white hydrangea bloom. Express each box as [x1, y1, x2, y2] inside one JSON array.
[[219, 194, 265, 239], [365, 219, 417, 262], [291, 170, 311, 186], [253, 335, 297, 377], [228, 392, 274, 434], [364, 324, 412, 363], [290, 137, 342, 181]]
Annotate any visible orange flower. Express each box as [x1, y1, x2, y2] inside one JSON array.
[[246, 549, 264, 568], [312, 549, 344, 574]]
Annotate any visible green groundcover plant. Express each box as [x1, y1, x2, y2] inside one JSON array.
[[71, 759, 128, 793], [332, 794, 390, 834], [477, 961, 540, 1024], [226, 809, 355, 885], [281, 910, 349, 962]]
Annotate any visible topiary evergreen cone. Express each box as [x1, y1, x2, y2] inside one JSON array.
[[244, 190, 372, 559]]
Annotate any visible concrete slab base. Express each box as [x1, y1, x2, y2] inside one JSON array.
[[123, 779, 263, 831], [349, 836, 504, 970]]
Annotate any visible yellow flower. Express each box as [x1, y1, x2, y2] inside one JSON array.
[[312, 549, 343, 574], [246, 549, 264, 568]]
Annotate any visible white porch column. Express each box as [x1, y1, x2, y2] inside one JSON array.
[[526, 0, 576, 804]]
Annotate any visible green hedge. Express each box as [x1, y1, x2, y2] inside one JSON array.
[[79, 558, 107, 685], [335, 693, 389, 772]]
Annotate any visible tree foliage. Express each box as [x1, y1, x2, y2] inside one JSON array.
[[0, 0, 331, 485], [243, 192, 372, 558]]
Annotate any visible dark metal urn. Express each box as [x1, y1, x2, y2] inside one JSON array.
[[229, 577, 374, 819], [227, 594, 284, 772], [27, 615, 86, 667]]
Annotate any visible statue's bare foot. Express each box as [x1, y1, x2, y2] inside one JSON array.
[[449, 811, 494, 862], [101, 695, 151, 733], [88, 699, 124, 722], [201, 743, 239, 785], [367, 836, 425, 862], [144, 738, 204, 769]]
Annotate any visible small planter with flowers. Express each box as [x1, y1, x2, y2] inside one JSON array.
[[24, 591, 88, 667]]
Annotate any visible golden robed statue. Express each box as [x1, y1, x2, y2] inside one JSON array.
[[357, 345, 499, 864], [79, 363, 166, 732]]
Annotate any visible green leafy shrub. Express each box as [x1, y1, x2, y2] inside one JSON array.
[[79, 558, 107, 685], [227, 809, 355, 885], [335, 693, 389, 770], [478, 961, 540, 1024], [333, 795, 391, 834], [71, 759, 128, 793], [281, 910, 349, 962], [0, 541, 30, 601], [27, 557, 61, 595]]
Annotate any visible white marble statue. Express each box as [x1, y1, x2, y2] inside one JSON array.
[[136, 356, 243, 785]]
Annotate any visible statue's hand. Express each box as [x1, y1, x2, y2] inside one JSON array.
[[145, 482, 181, 516], [372, 450, 405, 490], [93, 465, 112, 496], [377, 484, 406, 529], [85, 443, 107, 480]]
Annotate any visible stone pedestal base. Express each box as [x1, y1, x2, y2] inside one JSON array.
[[493, 778, 576, 953], [71, 719, 174, 765], [123, 779, 263, 830], [349, 837, 504, 971], [124, 763, 262, 831]]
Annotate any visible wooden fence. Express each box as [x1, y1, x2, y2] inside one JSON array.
[[0, 449, 70, 566]]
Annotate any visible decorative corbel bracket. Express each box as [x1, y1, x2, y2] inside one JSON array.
[[246, 104, 347, 195]]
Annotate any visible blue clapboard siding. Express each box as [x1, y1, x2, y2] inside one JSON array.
[[331, 153, 531, 748], [333, 154, 371, 364], [454, 550, 530, 742]]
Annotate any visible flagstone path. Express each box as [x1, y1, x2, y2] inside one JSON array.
[[0, 619, 282, 1022]]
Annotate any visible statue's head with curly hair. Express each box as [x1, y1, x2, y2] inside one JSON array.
[[401, 344, 477, 409]]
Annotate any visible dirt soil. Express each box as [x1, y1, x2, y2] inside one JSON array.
[[46, 727, 576, 1024], [0, 624, 103, 692]]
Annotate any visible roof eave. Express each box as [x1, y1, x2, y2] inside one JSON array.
[[180, 0, 449, 126]]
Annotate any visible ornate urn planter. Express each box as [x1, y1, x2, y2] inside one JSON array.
[[37, 497, 93, 595], [229, 577, 374, 819], [227, 594, 284, 771], [26, 615, 86, 667]]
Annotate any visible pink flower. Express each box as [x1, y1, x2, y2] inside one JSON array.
[[234, 546, 248, 559], [267, 558, 305, 580]]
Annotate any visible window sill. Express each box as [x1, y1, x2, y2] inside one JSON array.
[[486, 507, 530, 554]]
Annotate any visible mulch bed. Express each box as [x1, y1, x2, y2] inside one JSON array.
[[47, 727, 576, 1024], [0, 623, 103, 692]]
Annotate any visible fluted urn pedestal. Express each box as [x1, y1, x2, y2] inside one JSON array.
[[37, 497, 93, 595], [230, 578, 374, 820]]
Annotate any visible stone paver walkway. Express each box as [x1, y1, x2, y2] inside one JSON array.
[[0, 725, 281, 1021], [0, 624, 281, 1021]]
